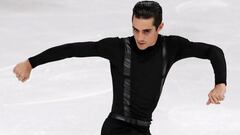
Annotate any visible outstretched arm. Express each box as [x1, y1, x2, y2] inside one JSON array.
[[173, 36, 227, 105], [13, 37, 120, 82]]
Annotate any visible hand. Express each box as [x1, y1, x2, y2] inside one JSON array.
[[13, 60, 32, 82], [206, 83, 226, 105]]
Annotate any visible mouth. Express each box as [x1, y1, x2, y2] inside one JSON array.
[[138, 42, 146, 46]]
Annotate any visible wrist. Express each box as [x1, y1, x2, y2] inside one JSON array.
[[215, 83, 226, 88], [26, 60, 33, 69]]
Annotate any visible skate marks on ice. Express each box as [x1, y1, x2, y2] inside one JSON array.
[[3, 89, 111, 107], [0, 64, 111, 106]]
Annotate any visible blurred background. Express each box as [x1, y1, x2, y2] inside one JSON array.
[[0, 0, 239, 135]]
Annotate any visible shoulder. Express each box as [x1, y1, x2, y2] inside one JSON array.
[[161, 35, 193, 51], [98, 36, 122, 44], [162, 34, 190, 43], [96, 36, 124, 49]]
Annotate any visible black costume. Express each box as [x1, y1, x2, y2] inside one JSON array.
[[28, 34, 227, 135]]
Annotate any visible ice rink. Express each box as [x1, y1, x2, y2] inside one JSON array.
[[0, 0, 239, 135]]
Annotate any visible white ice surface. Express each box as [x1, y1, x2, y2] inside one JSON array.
[[0, 0, 239, 135]]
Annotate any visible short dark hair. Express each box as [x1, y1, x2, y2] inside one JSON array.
[[132, 1, 162, 29]]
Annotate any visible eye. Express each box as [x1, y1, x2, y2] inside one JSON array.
[[133, 28, 138, 32], [143, 30, 151, 34]]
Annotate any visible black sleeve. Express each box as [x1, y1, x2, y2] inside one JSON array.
[[28, 37, 120, 68], [173, 36, 227, 86]]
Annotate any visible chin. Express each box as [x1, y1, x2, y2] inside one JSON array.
[[137, 45, 148, 50]]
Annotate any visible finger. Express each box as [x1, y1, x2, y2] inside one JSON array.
[[212, 96, 220, 104], [18, 76, 22, 81], [206, 99, 211, 105], [18, 76, 24, 81], [209, 93, 218, 103], [21, 77, 25, 81], [16, 74, 21, 80], [22, 77, 28, 82], [213, 96, 221, 104], [214, 94, 221, 100], [219, 96, 224, 101], [209, 95, 216, 104], [220, 95, 225, 101], [208, 94, 214, 103]]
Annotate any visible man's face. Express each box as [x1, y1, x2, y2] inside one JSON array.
[[132, 15, 163, 50]]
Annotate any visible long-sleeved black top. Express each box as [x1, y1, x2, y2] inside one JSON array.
[[28, 34, 227, 121]]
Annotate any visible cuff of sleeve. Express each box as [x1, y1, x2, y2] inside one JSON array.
[[28, 57, 37, 69], [215, 81, 227, 86]]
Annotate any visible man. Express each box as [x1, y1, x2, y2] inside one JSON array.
[[13, 1, 227, 135]]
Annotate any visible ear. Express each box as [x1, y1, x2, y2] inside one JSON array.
[[157, 22, 164, 32]]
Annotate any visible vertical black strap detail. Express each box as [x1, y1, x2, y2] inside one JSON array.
[[121, 36, 167, 118], [123, 38, 131, 117], [160, 36, 167, 89]]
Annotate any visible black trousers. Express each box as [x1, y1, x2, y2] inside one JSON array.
[[101, 114, 152, 135]]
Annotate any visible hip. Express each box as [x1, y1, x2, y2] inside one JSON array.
[[101, 114, 151, 135]]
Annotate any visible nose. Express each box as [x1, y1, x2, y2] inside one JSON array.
[[136, 32, 145, 42]]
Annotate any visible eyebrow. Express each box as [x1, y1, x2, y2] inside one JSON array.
[[132, 26, 152, 31]]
